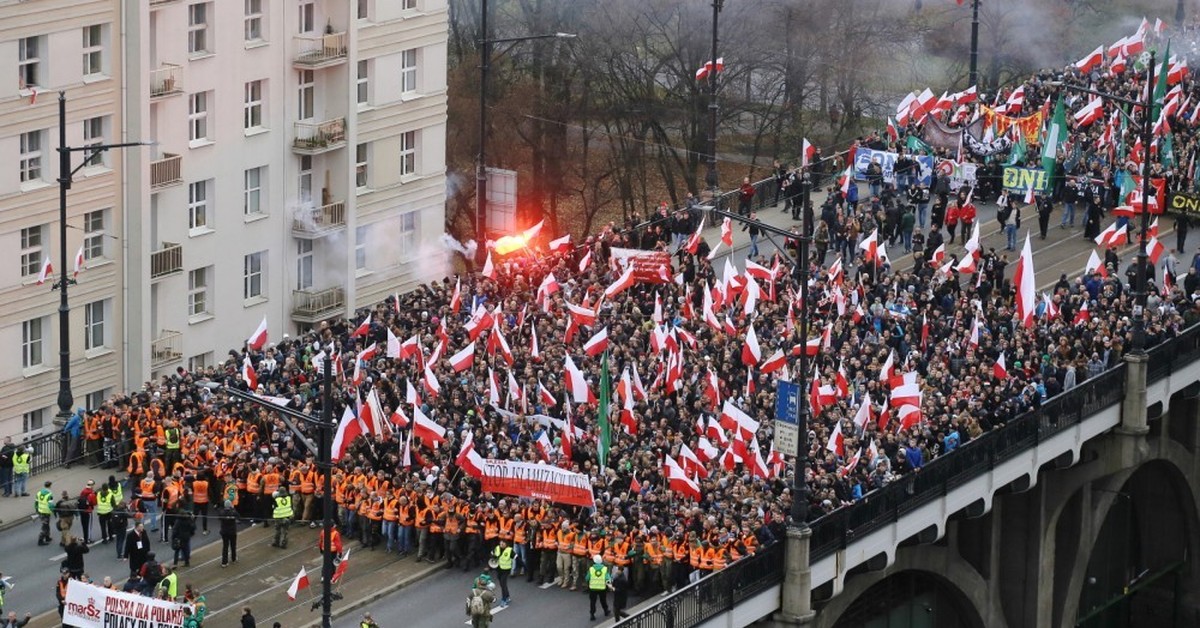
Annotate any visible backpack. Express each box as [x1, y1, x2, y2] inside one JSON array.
[[468, 591, 488, 617]]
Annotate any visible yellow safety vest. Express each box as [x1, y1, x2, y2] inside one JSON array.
[[36, 489, 53, 515], [493, 546, 514, 571], [12, 452, 30, 475], [273, 496, 294, 519], [588, 565, 609, 591], [165, 428, 181, 450], [96, 491, 114, 515]]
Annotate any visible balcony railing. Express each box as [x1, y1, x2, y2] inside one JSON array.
[[149, 0, 182, 6], [293, 287, 345, 323], [150, 153, 182, 188], [292, 201, 347, 237], [293, 118, 346, 154], [151, 330, 184, 368], [149, 63, 183, 99], [150, 242, 183, 279], [293, 32, 347, 68]]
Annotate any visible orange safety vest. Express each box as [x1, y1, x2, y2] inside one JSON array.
[[513, 521, 528, 545], [712, 547, 727, 570], [574, 534, 593, 557], [262, 471, 281, 495], [689, 545, 702, 569], [299, 471, 316, 494], [484, 518, 499, 540], [497, 516, 515, 541], [613, 540, 632, 567], [140, 478, 156, 499], [541, 528, 558, 550], [429, 506, 444, 534], [700, 547, 716, 570], [383, 498, 399, 522], [444, 515, 461, 535], [645, 541, 663, 566], [246, 472, 262, 494], [128, 451, 145, 475], [367, 499, 383, 521], [192, 480, 209, 504], [397, 504, 415, 526], [557, 529, 575, 553]]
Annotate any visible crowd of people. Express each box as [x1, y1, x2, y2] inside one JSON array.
[[9, 18, 1200, 626]]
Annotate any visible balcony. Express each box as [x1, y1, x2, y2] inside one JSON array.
[[292, 201, 346, 238], [292, 118, 346, 155], [292, 287, 345, 324], [150, 153, 182, 189], [149, 64, 183, 100], [149, 0, 182, 7], [150, 242, 182, 279], [151, 330, 183, 368], [293, 32, 348, 69]]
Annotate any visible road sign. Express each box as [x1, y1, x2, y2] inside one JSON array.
[[774, 380, 800, 456]]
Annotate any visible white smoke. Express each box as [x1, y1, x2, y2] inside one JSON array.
[[440, 233, 478, 260]]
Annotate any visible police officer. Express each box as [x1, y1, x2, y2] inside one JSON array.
[[271, 489, 293, 549], [587, 554, 611, 620], [35, 481, 54, 546]]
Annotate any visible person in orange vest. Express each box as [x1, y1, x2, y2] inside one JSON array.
[[317, 523, 343, 556], [555, 520, 575, 590], [191, 474, 210, 535], [536, 519, 557, 586], [396, 494, 416, 557]]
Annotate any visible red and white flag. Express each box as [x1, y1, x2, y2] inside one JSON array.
[[583, 327, 609, 357], [450, 278, 462, 314], [852, 393, 874, 432], [247, 316, 269, 350], [1015, 232, 1036, 328], [859, 229, 879, 264], [760, 349, 787, 374], [685, 217, 706, 254], [664, 455, 702, 500], [534, 430, 554, 461], [241, 356, 258, 390], [719, 400, 760, 441], [456, 432, 485, 479], [481, 251, 495, 279], [563, 355, 590, 404], [538, 380, 557, 407], [448, 341, 476, 372], [73, 246, 85, 278], [1075, 45, 1104, 73], [604, 265, 637, 298], [1074, 301, 1091, 325], [578, 249, 592, 273], [332, 407, 366, 461], [825, 421, 845, 457], [886, 117, 898, 142], [741, 323, 761, 366], [1086, 249, 1108, 278], [35, 257, 53, 286], [548, 233, 571, 253], [801, 138, 815, 168], [287, 566, 310, 600], [413, 406, 446, 446], [351, 313, 372, 338], [1073, 97, 1104, 127], [1147, 236, 1166, 265], [332, 549, 351, 584], [720, 217, 733, 247], [994, 352, 1009, 380]]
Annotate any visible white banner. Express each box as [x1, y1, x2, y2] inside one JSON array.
[[480, 460, 596, 508], [64, 580, 188, 628]]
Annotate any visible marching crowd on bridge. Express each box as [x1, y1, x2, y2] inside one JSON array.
[[5, 16, 1200, 628]]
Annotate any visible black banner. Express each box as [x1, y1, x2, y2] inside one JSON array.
[[1168, 191, 1200, 220]]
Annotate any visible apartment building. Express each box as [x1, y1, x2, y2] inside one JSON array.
[[0, 0, 449, 438], [0, 0, 127, 438]]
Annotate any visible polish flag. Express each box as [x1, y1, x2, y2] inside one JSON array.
[[413, 406, 446, 446], [1111, 53, 1127, 74], [810, 372, 837, 416], [604, 265, 637, 298], [583, 327, 610, 357], [1015, 233, 1037, 328], [921, 314, 931, 350], [994, 352, 1009, 380], [538, 380, 557, 407], [720, 217, 733, 247], [631, 362, 648, 400], [548, 233, 571, 253], [529, 324, 541, 359], [747, 437, 770, 479], [1074, 301, 1091, 325], [719, 400, 760, 440], [760, 349, 787, 374], [685, 217, 706, 254], [886, 117, 898, 142], [487, 368, 501, 406], [287, 566, 310, 600], [702, 368, 721, 407], [507, 370, 523, 405], [242, 356, 258, 390], [456, 432, 486, 479], [1004, 85, 1025, 115], [351, 313, 372, 338], [1073, 97, 1104, 127], [450, 278, 462, 314], [1075, 45, 1104, 73], [247, 316, 269, 351], [422, 365, 441, 398], [1147, 236, 1166, 265], [481, 251, 495, 279], [929, 243, 946, 265], [578, 249, 592, 273], [896, 404, 922, 433], [859, 229, 879, 264], [839, 166, 854, 195], [386, 328, 402, 358], [706, 416, 729, 446], [534, 430, 554, 461], [566, 301, 597, 327], [390, 405, 410, 429], [399, 334, 421, 360], [696, 437, 719, 462], [664, 456, 702, 500], [332, 407, 366, 461], [561, 412, 575, 460], [801, 138, 816, 168], [73, 246, 86, 278], [879, 350, 896, 382], [448, 341, 476, 372], [563, 355, 590, 404], [406, 379, 421, 407], [852, 393, 874, 432], [1023, 180, 1036, 205], [825, 421, 845, 457], [838, 447, 863, 478], [719, 441, 743, 471], [35, 257, 53, 286], [741, 323, 761, 366], [1086, 249, 1108, 278], [968, 316, 981, 348]]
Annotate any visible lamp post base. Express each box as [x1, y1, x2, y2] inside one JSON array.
[[1118, 352, 1150, 436], [776, 525, 817, 626]]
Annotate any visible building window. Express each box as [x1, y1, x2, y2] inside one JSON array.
[[189, 91, 210, 143], [244, 167, 264, 215], [400, 48, 418, 94], [296, 239, 313, 290], [21, 318, 44, 369], [188, 3, 211, 55], [188, 352, 212, 372], [357, 0, 371, 20], [400, 130, 416, 176], [356, 143, 369, 189], [244, 80, 264, 130], [298, 155, 312, 202], [298, 0, 314, 33], [83, 209, 108, 261], [244, 251, 265, 299], [188, 267, 209, 316], [84, 299, 108, 350], [85, 389, 110, 411], [82, 25, 105, 77], [23, 409, 45, 434], [399, 211, 417, 254], [188, 180, 210, 230], [83, 116, 108, 167], [20, 226, 44, 277], [297, 70, 314, 120], [402, 0, 417, 10], [355, 225, 368, 271], [244, 0, 264, 42], [356, 60, 370, 105], [18, 36, 41, 88], [19, 131, 44, 184]]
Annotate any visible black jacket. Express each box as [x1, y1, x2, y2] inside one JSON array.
[[219, 507, 240, 535]]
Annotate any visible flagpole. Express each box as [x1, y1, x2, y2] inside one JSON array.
[[705, 0, 724, 194], [319, 348, 336, 628], [968, 0, 980, 89]]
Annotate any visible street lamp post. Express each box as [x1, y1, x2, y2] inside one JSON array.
[[968, 0, 980, 89], [474, 0, 575, 262], [52, 92, 150, 429], [705, 0, 724, 193]]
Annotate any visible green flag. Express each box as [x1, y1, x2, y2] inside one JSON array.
[[1005, 131, 1027, 167], [1041, 95, 1067, 177], [1163, 131, 1176, 168], [597, 350, 611, 468], [905, 135, 933, 155], [1152, 42, 1170, 121]]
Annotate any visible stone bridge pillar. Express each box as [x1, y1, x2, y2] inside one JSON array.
[[1120, 353, 1150, 436], [772, 526, 817, 627]]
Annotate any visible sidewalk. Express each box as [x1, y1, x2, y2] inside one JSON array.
[[0, 464, 109, 532]]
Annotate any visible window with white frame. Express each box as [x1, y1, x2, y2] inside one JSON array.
[[20, 226, 44, 277], [402, 0, 417, 10], [188, 180, 210, 230], [244, 251, 265, 299], [400, 48, 418, 94], [19, 130, 44, 184], [355, 225, 368, 271], [23, 408, 45, 434], [85, 389, 110, 411], [400, 130, 417, 176], [356, 60, 370, 105], [244, 80, 264, 130], [82, 116, 108, 167], [357, 0, 371, 20], [21, 317, 44, 369], [189, 91, 210, 142], [298, 155, 312, 202], [299, 0, 314, 33], [188, 352, 212, 372], [296, 239, 313, 290], [244, 0, 264, 42], [399, 211, 417, 254], [18, 36, 42, 89], [297, 70, 314, 120], [82, 25, 105, 77], [244, 167, 264, 215], [83, 209, 108, 261], [84, 299, 108, 350], [355, 143, 370, 189], [188, 3, 211, 55], [188, 267, 209, 316]]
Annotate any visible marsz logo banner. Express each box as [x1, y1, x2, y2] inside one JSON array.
[[64, 580, 188, 628]]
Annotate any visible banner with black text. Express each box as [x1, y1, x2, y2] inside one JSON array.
[[64, 580, 188, 628], [480, 460, 596, 508]]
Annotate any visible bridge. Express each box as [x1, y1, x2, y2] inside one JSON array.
[[617, 323, 1200, 628]]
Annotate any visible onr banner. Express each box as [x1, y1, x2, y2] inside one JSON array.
[[609, 247, 672, 284], [480, 460, 596, 508], [1168, 191, 1200, 219], [64, 580, 188, 628], [1002, 166, 1051, 193]]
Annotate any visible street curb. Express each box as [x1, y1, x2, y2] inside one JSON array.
[[299, 562, 444, 627], [0, 514, 36, 533]]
